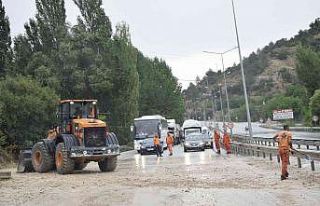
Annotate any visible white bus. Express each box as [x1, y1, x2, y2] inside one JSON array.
[[132, 115, 168, 154]]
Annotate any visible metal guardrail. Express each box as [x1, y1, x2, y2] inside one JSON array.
[[231, 135, 320, 171]]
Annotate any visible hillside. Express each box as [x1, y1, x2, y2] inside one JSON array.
[[183, 18, 320, 123]]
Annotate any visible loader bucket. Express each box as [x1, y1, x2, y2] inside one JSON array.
[[17, 149, 34, 173]]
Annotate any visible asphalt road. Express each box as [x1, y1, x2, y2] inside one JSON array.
[[205, 122, 320, 140], [1, 146, 320, 206]]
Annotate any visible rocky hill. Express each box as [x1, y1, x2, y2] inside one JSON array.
[[183, 18, 320, 122]]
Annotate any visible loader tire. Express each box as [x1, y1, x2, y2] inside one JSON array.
[[98, 156, 117, 172], [55, 143, 74, 174], [74, 162, 88, 170], [32, 142, 54, 173]]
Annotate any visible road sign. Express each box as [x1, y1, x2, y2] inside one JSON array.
[[272, 109, 294, 120]]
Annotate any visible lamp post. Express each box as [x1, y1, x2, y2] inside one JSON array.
[[231, 0, 253, 138], [203, 47, 237, 124], [218, 84, 225, 124], [211, 91, 217, 122]]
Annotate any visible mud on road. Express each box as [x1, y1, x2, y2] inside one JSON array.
[[1, 146, 320, 206]]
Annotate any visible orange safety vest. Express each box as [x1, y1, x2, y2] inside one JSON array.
[[214, 130, 220, 141], [223, 133, 230, 145], [276, 131, 292, 150], [154, 136, 160, 145], [166, 135, 174, 145]]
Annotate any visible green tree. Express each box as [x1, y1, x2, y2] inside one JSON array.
[[0, 0, 12, 76], [12, 35, 33, 75], [35, 0, 67, 53], [110, 22, 139, 144], [310, 89, 320, 118], [286, 84, 309, 105], [296, 46, 320, 95], [263, 95, 304, 121], [0, 76, 59, 147], [73, 0, 112, 39], [72, 0, 113, 108], [137, 54, 184, 123]]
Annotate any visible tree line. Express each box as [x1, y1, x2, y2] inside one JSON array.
[[0, 0, 184, 151]]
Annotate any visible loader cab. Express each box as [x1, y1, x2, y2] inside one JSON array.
[[58, 99, 98, 134]]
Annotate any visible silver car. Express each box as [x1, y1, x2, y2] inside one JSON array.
[[184, 133, 206, 152]]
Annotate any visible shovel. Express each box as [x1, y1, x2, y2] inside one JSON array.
[[291, 148, 311, 161]]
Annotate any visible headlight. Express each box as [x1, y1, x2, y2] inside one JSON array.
[[199, 142, 205, 146], [185, 142, 190, 146]]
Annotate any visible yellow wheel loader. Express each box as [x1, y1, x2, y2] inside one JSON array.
[[17, 99, 120, 174]]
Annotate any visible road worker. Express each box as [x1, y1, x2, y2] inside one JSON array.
[[273, 124, 293, 180], [166, 132, 174, 156], [223, 129, 232, 154], [213, 127, 221, 154], [153, 133, 162, 157]]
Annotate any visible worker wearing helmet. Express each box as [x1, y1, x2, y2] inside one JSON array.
[[273, 125, 293, 180]]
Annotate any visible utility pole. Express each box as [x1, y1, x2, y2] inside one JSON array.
[[231, 0, 253, 138]]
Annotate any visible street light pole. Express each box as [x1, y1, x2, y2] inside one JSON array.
[[203, 47, 236, 128], [220, 53, 231, 123], [231, 0, 253, 138], [220, 53, 233, 135], [218, 84, 225, 124], [211, 91, 216, 122]]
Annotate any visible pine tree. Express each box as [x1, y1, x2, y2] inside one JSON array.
[[35, 0, 67, 52], [0, 0, 12, 77], [110, 22, 139, 144], [72, 0, 113, 103], [73, 0, 112, 39]]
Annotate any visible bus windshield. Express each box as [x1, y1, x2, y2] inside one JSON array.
[[134, 120, 159, 139]]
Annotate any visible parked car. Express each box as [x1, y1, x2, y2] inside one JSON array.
[[183, 133, 206, 152], [139, 137, 163, 155], [202, 126, 213, 149]]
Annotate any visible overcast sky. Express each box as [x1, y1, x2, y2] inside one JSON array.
[[3, 0, 320, 88]]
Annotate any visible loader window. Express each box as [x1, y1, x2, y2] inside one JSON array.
[[70, 102, 97, 119], [71, 103, 83, 118], [83, 103, 96, 118], [60, 103, 70, 121]]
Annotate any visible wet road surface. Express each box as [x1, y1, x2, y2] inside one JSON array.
[[210, 122, 320, 140], [1, 146, 320, 206]]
